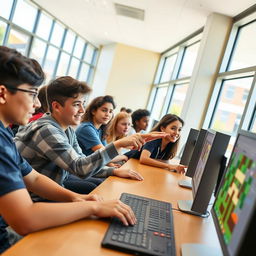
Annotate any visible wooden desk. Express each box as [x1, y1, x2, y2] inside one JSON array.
[[3, 159, 221, 256]]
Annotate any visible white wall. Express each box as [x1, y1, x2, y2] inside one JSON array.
[[92, 43, 160, 112]]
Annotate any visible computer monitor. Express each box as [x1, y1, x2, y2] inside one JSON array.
[[179, 128, 199, 165], [211, 130, 256, 256], [178, 129, 207, 189], [186, 129, 207, 177], [178, 130, 230, 217]]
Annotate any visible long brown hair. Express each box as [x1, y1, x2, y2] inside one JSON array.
[[82, 95, 116, 139], [106, 112, 131, 143], [151, 114, 184, 159]]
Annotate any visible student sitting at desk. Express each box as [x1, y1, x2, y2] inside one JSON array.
[[106, 112, 131, 143], [0, 46, 139, 254], [127, 114, 187, 173], [15, 77, 158, 199], [76, 95, 128, 167], [106, 111, 132, 156], [128, 109, 150, 135]]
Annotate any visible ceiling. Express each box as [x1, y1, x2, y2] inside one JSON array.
[[32, 0, 255, 53]]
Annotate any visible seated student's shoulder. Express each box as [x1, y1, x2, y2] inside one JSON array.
[[143, 138, 162, 148], [76, 122, 95, 133]]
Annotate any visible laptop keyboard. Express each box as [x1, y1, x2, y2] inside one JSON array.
[[102, 193, 176, 256]]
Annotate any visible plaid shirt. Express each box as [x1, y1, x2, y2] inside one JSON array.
[[14, 115, 118, 187]]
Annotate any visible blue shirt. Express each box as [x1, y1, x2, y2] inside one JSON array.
[[0, 121, 32, 253], [126, 139, 174, 160], [76, 122, 106, 156]]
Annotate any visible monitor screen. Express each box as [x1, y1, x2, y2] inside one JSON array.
[[179, 128, 199, 166], [192, 131, 215, 195], [212, 131, 256, 256]]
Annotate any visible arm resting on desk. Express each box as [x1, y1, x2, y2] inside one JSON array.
[[139, 150, 186, 173]]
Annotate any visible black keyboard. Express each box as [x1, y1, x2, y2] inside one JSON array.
[[101, 193, 176, 256]]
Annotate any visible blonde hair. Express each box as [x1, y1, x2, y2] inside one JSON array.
[[106, 112, 131, 143]]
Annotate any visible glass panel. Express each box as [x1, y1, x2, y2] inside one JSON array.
[[63, 30, 75, 53], [154, 58, 164, 84], [84, 44, 95, 63], [36, 12, 52, 40], [68, 57, 80, 78], [12, 0, 37, 32], [210, 77, 253, 136], [0, 0, 13, 19], [160, 54, 177, 83], [87, 67, 94, 84], [228, 21, 256, 70], [29, 38, 47, 65], [178, 42, 200, 78], [7, 29, 30, 55], [73, 37, 85, 58], [150, 86, 168, 120], [50, 22, 64, 47], [168, 83, 189, 116], [56, 52, 70, 76], [78, 62, 90, 81], [251, 115, 256, 133], [0, 21, 7, 44], [43, 45, 59, 82]]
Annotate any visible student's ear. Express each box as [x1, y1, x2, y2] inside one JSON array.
[[51, 101, 62, 113], [160, 126, 165, 132], [0, 85, 7, 104]]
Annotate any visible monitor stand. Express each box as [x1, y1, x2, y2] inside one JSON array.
[[178, 179, 192, 189], [177, 200, 208, 218], [181, 243, 222, 256]]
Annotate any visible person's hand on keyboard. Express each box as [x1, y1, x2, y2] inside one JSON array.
[[113, 168, 144, 181], [92, 200, 137, 226]]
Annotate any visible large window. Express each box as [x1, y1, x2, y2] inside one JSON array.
[[29, 38, 47, 65], [159, 54, 177, 83], [36, 12, 52, 40], [150, 86, 168, 121], [209, 77, 253, 135], [204, 10, 256, 154], [7, 29, 30, 55], [178, 42, 200, 78], [12, 0, 37, 32], [227, 20, 256, 71], [167, 83, 189, 116], [0, 0, 13, 20], [0, 0, 98, 85], [148, 34, 201, 120]]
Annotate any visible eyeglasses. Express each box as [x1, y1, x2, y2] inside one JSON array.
[[5, 85, 38, 102]]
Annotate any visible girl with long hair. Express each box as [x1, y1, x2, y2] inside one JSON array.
[[128, 114, 187, 173], [106, 112, 131, 143]]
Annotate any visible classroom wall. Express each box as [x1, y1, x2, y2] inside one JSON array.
[[92, 43, 160, 112]]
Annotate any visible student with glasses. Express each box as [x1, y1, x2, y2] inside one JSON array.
[[0, 46, 166, 253]]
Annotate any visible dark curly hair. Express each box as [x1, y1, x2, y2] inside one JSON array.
[[131, 109, 150, 130]]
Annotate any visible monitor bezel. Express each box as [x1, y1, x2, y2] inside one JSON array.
[[179, 128, 199, 166], [211, 130, 256, 256], [186, 129, 207, 178]]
